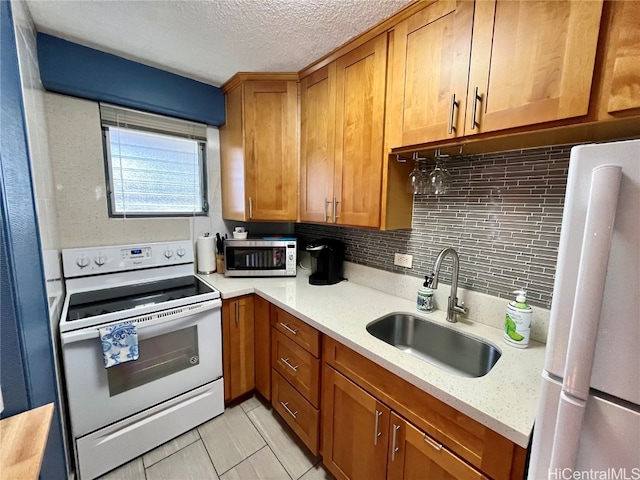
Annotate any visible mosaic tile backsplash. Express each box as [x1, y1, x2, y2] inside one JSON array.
[[295, 144, 573, 309]]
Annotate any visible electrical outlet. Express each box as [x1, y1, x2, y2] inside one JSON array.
[[394, 253, 413, 268]]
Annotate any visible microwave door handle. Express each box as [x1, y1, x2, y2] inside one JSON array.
[[61, 299, 222, 345]]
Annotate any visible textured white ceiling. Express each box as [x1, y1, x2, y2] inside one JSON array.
[[25, 0, 412, 87]]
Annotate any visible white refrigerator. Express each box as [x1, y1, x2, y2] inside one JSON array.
[[528, 139, 640, 479]]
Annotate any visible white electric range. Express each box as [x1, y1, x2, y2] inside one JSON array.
[[59, 241, 224, 479]]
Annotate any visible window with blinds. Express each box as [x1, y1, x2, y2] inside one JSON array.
[[100, 104, 208, 217]]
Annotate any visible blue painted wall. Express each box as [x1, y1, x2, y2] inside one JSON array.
[[37, 33, 225, 126], [1, 1, 67, 478]]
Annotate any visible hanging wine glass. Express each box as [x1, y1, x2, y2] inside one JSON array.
[[427, 149, 452, 195], [406, 152, 426, 194], [406, 159, 421, 194], [417, 161, 430, 194], [429, 162, 449, 195]]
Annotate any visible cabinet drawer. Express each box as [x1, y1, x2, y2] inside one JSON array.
[[272, 330, 320, 407], [272, 370, 319, 455], [271, 307, 321, 357]]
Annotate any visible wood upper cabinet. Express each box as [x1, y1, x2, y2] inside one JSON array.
[[388, 0, 605, 148], [300, 64, 336, 223], [300, 34, 390, 229], [334, 34, 388, 228], [467, 0, 604, 135], [322, 365, 390, 480], [220, 77, 298, 221], [388, 0, 474, 147], [596, 0, 640, 118], [222, 295, 255, 402], [300, 35, 413, 230]]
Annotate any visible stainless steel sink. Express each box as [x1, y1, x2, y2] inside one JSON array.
[[366, 313, 501, 378]]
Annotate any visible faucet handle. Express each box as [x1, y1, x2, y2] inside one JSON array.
[[453, 301, 468, 315]]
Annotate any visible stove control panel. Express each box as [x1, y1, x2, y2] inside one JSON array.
[[62, 241, 194, 278]]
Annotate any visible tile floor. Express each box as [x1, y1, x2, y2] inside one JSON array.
[[97, 396, 334, 480]]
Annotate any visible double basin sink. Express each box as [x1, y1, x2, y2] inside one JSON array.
[[366, 313, 501, 378]]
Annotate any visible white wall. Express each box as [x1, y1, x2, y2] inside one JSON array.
[[44, 92, 231, 249]]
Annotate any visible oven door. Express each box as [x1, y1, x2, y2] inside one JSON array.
[[61, 299, 222, 437]]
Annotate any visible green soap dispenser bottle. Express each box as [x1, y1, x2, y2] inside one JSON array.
[[504, 290, 532, 348]]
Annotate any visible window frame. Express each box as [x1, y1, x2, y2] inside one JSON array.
[[102, 125, 209, 218]]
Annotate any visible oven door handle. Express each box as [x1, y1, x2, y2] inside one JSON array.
[[61, 299, 221, 345]]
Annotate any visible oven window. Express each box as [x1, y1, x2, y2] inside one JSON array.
[[107, 325, 199, 396], [226, 247, 286, 270]]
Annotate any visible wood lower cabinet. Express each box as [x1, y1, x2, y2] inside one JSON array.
[[323, 336, 526, 480], [387, 412, 487, 480], [269, 305, 322, 454], [271, 306, 321, 357], [222, 295, 255, 402], [254, 295, 271, 401], [272, 330, 321, 407], [220, 75, 298, 221], [322, 365, 389, 480], [272, 370, 320, 453], [323, 368, 489, 480]]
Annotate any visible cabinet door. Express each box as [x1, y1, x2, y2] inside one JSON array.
[[222, 296, 255, 402], [220, 85, 247, 221], [322, 365, 389, 480], [300, 65, 337, 223], [334, 34, 388, 228], [467, 0, 603, 134], [387, 413, 487, 480], [254, 295, 271, 401], [244, 81, 298, 221], [388, 0, 474, 147], [604, 1, 640, 116]]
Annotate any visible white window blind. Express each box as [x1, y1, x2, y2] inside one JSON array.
[[101, 104, 208, 217], [100, 103, 207, 140]]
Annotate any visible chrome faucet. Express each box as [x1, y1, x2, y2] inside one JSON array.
[[431, 248, 468, 323]]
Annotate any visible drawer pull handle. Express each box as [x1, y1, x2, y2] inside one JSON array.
[[280, 357, 299, 372], [374, 410, 383, 445], [423, 434, 442, 451], [391, 424, 401, 461], [280, 401, 298, 419], [280, 322, 298, 335]]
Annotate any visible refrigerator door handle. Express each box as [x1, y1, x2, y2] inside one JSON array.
[[549, 391, 587, 473], [562, 165, 622, 400]]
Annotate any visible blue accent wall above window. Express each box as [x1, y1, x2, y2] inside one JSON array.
[[37, 33, 225, 126]]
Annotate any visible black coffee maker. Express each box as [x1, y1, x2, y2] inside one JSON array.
[[306, 239, 345, 285]]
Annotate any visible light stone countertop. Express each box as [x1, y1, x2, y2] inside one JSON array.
[[198, 269, 546, 449]]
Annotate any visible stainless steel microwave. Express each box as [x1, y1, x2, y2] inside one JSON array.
[[223, 239, 297, 277]]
